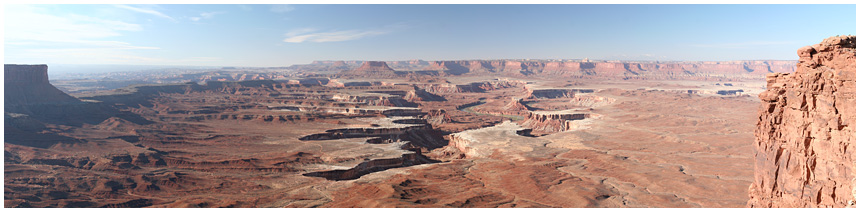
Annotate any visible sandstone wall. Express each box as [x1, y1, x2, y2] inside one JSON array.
[[422, 59, 795, 78], [4, 64, 79, 106], [5, 64, 49, 84], [748, 36, 856, 208]]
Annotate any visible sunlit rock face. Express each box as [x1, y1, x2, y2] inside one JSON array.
[[748, 36, 856, 208]]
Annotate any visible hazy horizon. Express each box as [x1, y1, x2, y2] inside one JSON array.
[[4, 4, 856, 67]]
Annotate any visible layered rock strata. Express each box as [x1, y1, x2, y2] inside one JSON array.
[[340, 61, 398, 77], [4, 64, 80, 106], [748, 36, 856, 208], [414, 80, 526, 94], [527, 88, 595, 99], [520, 111, 591, 133], [310, 59, 797, 79], [423, 60, 794, 77]]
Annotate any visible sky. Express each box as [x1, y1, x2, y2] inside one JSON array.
[[3, 4, 857, 67]]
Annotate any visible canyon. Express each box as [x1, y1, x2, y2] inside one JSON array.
[[4, 37, 854, 208]]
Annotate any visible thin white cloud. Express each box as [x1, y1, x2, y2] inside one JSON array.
[[4, 5, 160, 64], [690, 41, 797, 49], [114, 5, 175, 21], [5, 5, 153, 48], [270, 5, 294, 13], [190, 11, 225, 22], [283, 29, 390, 43]]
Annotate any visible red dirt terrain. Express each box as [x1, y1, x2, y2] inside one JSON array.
[[2, 42, 845, 208]]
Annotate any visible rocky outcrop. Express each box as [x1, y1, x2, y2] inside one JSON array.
[[299, 59, 796, 80], [569, 94, 616, 108], [748, 36, 856, 208], [331, 93, 417, 107], [299, 117, 447, 181], [423, 109, 454, 125], [4, 64, 79, 106], [287, 78, 331, 86], [340, 61, 398, 77], [302, 153, 440, 181], [422, 60, 796, 79], [520, 111, 591, 133], [404, 87, 446, 102], [502, 98, 530, 113], [414, 79, 525, 94], [298, 117, 447, 151], [4, 64, 151, 132], [527, 88, 595, 99]]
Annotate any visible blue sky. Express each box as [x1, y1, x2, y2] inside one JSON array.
[[3, 4, 856, 67]]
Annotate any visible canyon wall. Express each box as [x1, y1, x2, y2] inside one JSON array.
[[4, 64, 79, 106], [421, 60, 795, 79], [303, 59, 795, 80], [520, 111, 590, 133], [748, 36, 856, 208]]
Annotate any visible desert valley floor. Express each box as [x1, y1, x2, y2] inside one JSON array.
[[5, 60, 780, 207]]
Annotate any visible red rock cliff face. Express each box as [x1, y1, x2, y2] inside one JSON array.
[[748, 36, 856, 208], [421, 60, 795, 79], [4, 64, 79, 105]]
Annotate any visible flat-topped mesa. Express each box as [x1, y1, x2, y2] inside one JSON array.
[[341, 61, 398, 76], [748, 35, 856, 208], [520, 110, 591, 133], [417, 59, 796, 79], [330, 60, 348, 67], [413, 79, 526, 94], [353, 61, 394, 72], [330, 93, 416, 107], [357, 61, 394, 71], [426, 61, 469, 73], [526, 112, 589, 123], [4, 64, 79, 106], [5, 64, 49, 84], [542, 61, 583, 73]]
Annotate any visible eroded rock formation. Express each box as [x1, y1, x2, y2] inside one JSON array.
[[527, 88, 594, 99], [502, 98, 530, 113], [748, 35, 856, 208], [340, 61, 398, 77], [301, 59, 798, 80], [4, 65, 151, 148], [414, 79, 526, 94], [520, 111, 591, 133], [4, 64, 79, 106]]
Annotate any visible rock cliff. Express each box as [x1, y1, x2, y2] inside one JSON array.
[[340, 61, 398, 77], [748, 36, 856, 208], [4, 64, 79, 106], [4, 64, 153, 148], [421, 59, 795, 79], [520, 111, 591, 133]]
